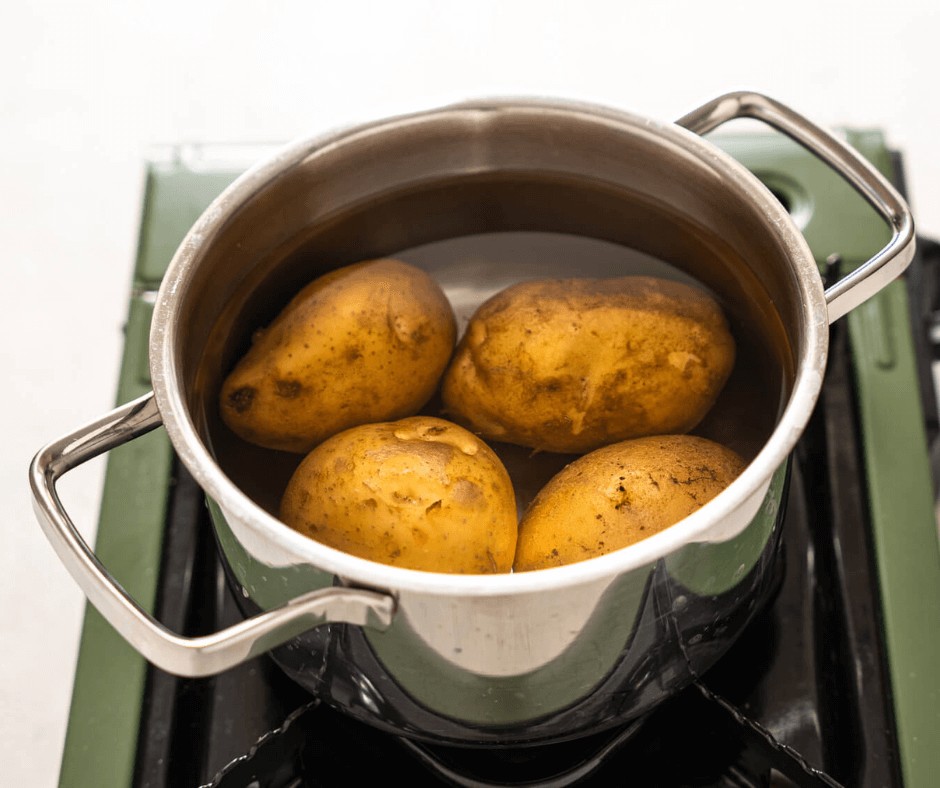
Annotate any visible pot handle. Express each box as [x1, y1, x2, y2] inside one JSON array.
[[677, 91, 916, 323], [28, 392, 396, 678]]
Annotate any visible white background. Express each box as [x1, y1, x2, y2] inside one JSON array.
[[2, 2, 939, 785]]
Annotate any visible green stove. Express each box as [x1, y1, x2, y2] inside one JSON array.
[[57, 133, 940, 787]]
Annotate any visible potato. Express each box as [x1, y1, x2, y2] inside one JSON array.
[[280, 416, 518, 573], [441, 276, 735, 454], [513, 435, 745, 571], [220, 259, 457, 453]]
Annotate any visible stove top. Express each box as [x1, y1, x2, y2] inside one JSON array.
[[58, 133, 940, 787]]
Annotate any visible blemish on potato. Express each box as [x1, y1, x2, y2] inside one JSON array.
[[486, 549, 497, 572], [612, 484, 632, 511], [392, 490, 419, 505], [228, 386, 256, 413], [667, 350, 703, 374], [274, 379, 302, 398], [452, 479, 483, 506]]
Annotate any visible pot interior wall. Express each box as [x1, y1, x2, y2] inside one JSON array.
[[168, 108, 801, 515]]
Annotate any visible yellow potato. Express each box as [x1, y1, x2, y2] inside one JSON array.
[[513, 435, 745, 571], [442, 276, 735, 454], [280, 417, 518, 573], [220, 259, 457, 453]]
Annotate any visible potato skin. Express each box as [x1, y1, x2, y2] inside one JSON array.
[[513, 435, 745, 571], [220, 259, 457, 453], [441, 277, 735, 454], [280, 417, 518, 574]]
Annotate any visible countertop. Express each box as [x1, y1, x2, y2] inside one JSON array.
[[3, 2, 939, 785]]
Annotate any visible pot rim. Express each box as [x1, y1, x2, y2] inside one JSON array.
[[150, 96, 828, 597]]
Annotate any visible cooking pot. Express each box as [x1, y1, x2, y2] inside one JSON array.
[[31, 92, 914, 745]]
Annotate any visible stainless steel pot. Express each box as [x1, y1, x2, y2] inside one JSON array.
[[31, 93, 914, 745]]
